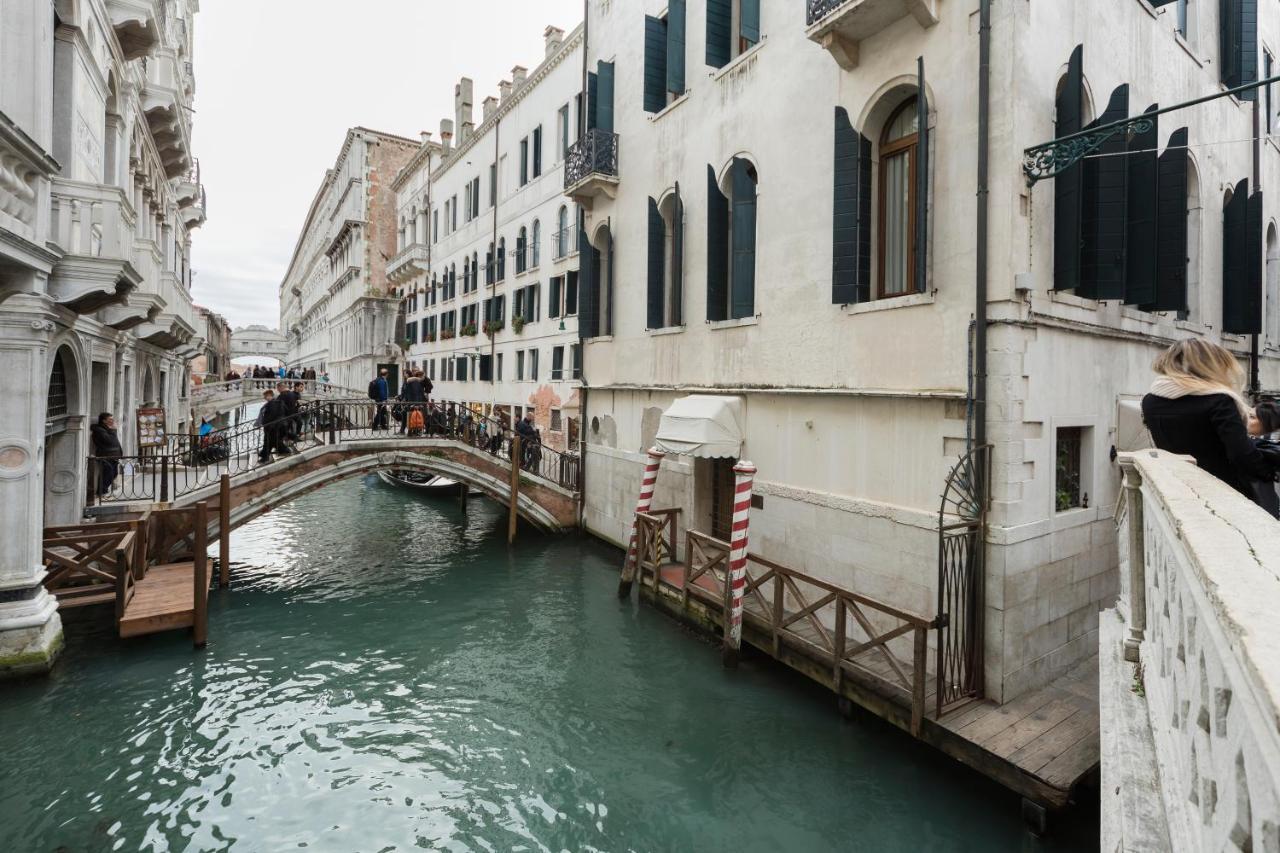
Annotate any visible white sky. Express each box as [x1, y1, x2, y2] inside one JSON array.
[[190, 0, 584, 330]]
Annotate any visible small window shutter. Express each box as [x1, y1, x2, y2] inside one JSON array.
[[667, 0, 686, 95], [707, 164, 729, 321], [648, 197, 665, 328], [587, 72, 599, 131], [579, 224, 600, 339], [731, 158, 757, 319], [1124, 105, 1159, 307], [597, 62, 615, 134], [706, 0, 731, 69], [534, 128, 543, 176], [1223, 180, 1248, 332], [605, 231, 615, 335], [672, 182, 684, 326], [486, 247, 494, 284], [550, 276, 562, 318], [553, 346, 564, 375], [915, 58, 929, 295], [567, 270, 579, 314], [1054, 45, 1085, 292], [644, 16, 669, 114], [1219, 0, 1257, 95], [1078, 84, 1130, 301], [741, 0, 760, 44], [1241, 0, 1259, 100], [832, 107, 859, 304]]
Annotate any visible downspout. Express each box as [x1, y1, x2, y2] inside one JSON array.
[[491, 115, 500, 409], [1251, 95, 1261, 397], [973, 0, 991, 696], [578, 0, 591, 528]]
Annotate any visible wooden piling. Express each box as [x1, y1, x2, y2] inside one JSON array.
[[193, 502, 208, 648], [459, 481, 469, 511], [508, 435, 520, 545], [219, 474, 231, 588]]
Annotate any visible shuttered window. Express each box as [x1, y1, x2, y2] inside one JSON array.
[[1219, 0, 1259, 99], [648, 197, 665, 328], [730, 158, 757, 318], [645, 16, 669, 114], [597, 62, 615, 134], [579, 222, 600, 338], [832, 108, 872, 304], [740, 0, 760, 50], [1078, 85, 1129, 300], [706, 0, 732, 68], [668, 0, 686, 96], [586, 72, 598, 131], [1124, 106, 1160, 307], [533, 127, 543, 178], [550, 276, 562, 318], [1054, 46, 1084, 292], [566, 270, 579, 316], [520, 138, 529, 186], [707, 164, 729, 321], [497, 239, 506, 281], [671, 184, 684, 326], [1223, 180, 1264, 334]]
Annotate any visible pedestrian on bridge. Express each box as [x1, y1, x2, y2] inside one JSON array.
[[369, 368, 390, 430], [400, 370, 426, 435], [90, 412, 122, 496]]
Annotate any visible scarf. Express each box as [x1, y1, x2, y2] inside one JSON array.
[[1149, 376, 1252, 421]]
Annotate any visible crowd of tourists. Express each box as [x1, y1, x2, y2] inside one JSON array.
[[1143, 339, 1280, 517], [222, 365, 331, 384]]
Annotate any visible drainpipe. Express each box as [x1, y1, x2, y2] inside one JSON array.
[[974, 0, 990, 454], [1251, 96, 1261, 397], [491, 114, 500, 410], [578, 0, 590, 528]]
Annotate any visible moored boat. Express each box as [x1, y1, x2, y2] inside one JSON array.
[[376, 469, 463, 496]]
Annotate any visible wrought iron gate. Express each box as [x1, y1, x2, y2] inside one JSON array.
[[935, 445, 991, 716]]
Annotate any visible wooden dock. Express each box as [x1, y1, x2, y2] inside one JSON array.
[[629, 510, 1098, 818]]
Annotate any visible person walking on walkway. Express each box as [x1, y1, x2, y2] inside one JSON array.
[[90, 412, 122, 496], [369, 368, 390, 430], [399, 370, 425, 435], [1143, 339, 1280, 508], [515, 412, 538, 469]]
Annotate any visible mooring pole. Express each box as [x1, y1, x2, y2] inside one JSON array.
[[194, 501, 208, 648], [459, 481, 469, 512], [508, 435, 521, 545], [618, 447, 666, 598], [722, 461, 757, 668], [219, 473, 231, 589]]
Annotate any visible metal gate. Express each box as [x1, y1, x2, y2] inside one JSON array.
[[935, 445, 991, 716]]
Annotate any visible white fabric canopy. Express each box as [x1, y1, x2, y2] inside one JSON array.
[[655, 395, 745, 459]]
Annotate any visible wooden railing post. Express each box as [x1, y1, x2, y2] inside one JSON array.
[[219, 473, 231, 589], [508, 434, 520, 545], [193, 501, 208, 648], [114, 545, 129, 623], [328, 403, 336, 444], [160, 455, 170, 502], [832, 599, 846, 691], [912, 627, 927, 736]]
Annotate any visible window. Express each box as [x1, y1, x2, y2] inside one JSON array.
[[497, 238, 507, 281], [496, 353, 504, 381], [571, 344, 582, 379], [549, 276, 564, 318], [706, 0, 757, 69], [556, 205, 570, 259], [566, 270, 579, 315], [517, 227, 528, 274], [1055, 427, 1088, 512], [472, 177, 481, 219], [1219, 0, 1258, 95], [529, 348, 539, 381], [645, 3, 685, 113], [405, 321, 418, 345], [558, 105, 571, 159], [551, 346, 565, 380], [433, 209, 439, 242], [878, 99, 920, 299], [489, 163, 497, 207], [1267, 49, 1275, 134], [517, 350, 525, 380], [531, 220, 541, 268], [451, 195, 458, 232], [443, 201, 451, 235], [707, 160, 756, 321], [551, 409, 563, 431], [648, 188, 684, 328], [532, 126, 543, 178], [520, 137, 529, 186]]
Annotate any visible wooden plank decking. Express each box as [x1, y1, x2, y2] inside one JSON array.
[[643, 560, 1099, 811], [118, 562, 206, 637]]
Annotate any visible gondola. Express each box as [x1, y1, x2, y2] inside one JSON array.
[[376, 469, 463, 496]]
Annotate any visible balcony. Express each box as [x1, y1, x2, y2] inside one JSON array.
[[140, 53, 192, 177], [48, 180, 141, 313], [179, 183, 206, 229], [136, 310, 196, 351], [563, 130, 619, 208], [387, 244, 429, 285], [98, 292, 165, 331], [805, 0, 938, 70], [106, 0, 160, 61]]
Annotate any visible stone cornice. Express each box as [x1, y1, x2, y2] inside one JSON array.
[[0, 109, 61, 177]]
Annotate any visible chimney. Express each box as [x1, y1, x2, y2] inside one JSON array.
[[544, 26, 565, 57], [461, 120, 475, 142], [498, 79, 512, 103], [454, 77, 474, 141], [439, 118, 454, 152], [482, 95, 498, 122], [511, 65, 528, 88], [419, 130, 433, 146]]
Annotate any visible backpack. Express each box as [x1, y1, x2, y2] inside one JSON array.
[[368, 379, 380, 400], [407, 409, 425, 433]]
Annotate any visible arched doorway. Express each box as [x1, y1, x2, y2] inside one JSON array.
[[44, 344, 85, 526]]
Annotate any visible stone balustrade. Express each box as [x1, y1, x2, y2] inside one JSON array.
[[50, 180, 135, 260], [1104, 450, 1280, 851]]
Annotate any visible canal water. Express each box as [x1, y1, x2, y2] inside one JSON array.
[[0, 478, 1098, 852]]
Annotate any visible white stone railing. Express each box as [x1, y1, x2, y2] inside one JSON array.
[[1107, 450, 1280, 852]]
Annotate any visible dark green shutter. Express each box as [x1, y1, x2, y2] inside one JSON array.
[[644, 16, 668, 114], [731, 158, 756, 319], [1054, 45, 1084, 292], [741, 0, 760, 45], [1223, 180, 1264, 333], [550, 276, 562, 318], [672, 182, 684, 326], [597, 61, 615, 134], [707, 165, 729, 321], [587, 72, 599, 131], [1079, 84, 1130, 300], [579, 223, 599, 338], [567, 270, 579, 315], [856, 133, 872, 302], [648, 197, 665, 328], [833, 107, 860, 304], [533, 128, 542, 176], [915, 57, 929, 295], [706, 0, 731, 68], [486, 246, 494, 284], [605, 230, 615, 336], [1125, 105, 1159, 306], [1220, 0, 1258, 97], [667, 0, 686, 95]]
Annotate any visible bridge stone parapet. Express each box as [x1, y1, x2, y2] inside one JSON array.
[[1104, 451, 1280, 852]]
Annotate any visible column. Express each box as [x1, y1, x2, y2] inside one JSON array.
[[0, 296, 65, 676]]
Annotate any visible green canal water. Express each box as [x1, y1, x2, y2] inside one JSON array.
[[0, 478, 1098, 852]]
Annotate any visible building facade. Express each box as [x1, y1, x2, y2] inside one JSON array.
[[0, 0, 206, 674], [230, 324, 288, 364], [280, 128, 419, 389], [391, 25, 585, 449], [571, 0, 1280, 704], [192, 305, 231, 381]]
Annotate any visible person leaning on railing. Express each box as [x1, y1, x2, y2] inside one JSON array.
[[1142, 339, 1280, 514], [90, 412, 123, 496]]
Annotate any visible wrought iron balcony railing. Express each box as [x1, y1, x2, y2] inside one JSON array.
[[563, 130, 619, 191], [807, 0, 845, 26]]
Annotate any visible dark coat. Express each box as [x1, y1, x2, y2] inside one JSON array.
[[90, 423, 122, 458], [279, 390, 300, 413], [1141, 393, 1278, 503], [261, 397, 287, 427], [401, 378, 425, 403]]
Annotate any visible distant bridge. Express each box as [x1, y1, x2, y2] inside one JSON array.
[[189, 378, 365, 419]]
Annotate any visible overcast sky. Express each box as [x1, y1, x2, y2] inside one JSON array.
[[190, 0, 584, 330]]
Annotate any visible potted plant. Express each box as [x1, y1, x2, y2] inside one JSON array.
[[441, 328, 456, 340], [484, 319, 505, 336], [424, 331, 436, 343], [512, 314, 526, 334], [398, 338, 411, 352], [461, 322, 478, 337]]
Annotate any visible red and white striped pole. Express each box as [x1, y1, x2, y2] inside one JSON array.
[[723, 460, 757, 668], [618, 446, 666, 597]]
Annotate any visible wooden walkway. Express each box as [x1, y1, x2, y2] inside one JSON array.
[[631, 513, 1098, 815]]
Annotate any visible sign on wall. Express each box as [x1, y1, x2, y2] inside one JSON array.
[[136, 407, 166, 449]]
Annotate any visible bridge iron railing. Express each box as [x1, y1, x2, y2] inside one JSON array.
[[89, 398, 581, 505]]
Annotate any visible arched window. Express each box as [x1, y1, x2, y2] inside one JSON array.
[[487, 241, 496, 284], [878, 98, 919, 299], [497, 238, 507, 281], [707, 158, 757, 321], [471, 252, 479, 291], [556, 205, 569, 259], [532, 220, 542, 268], [517, 226, 528, 274]]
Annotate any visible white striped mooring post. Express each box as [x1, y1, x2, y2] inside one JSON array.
[[618, 446, 666, 597], [723, 460, 757, 668]]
